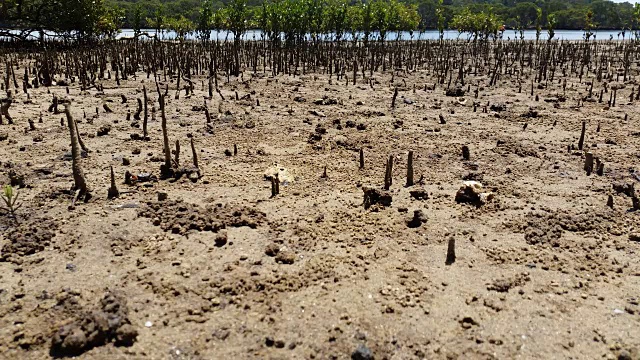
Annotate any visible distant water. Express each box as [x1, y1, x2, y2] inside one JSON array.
[[4, 29, 635, 41], [116, 29, 634, 41]]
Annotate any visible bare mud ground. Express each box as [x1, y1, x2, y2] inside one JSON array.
[[1, 61, 639, 360]]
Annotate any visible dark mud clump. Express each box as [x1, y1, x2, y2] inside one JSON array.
[[612, 182, 635, 197], [50, 291, 137, 357], [489, 103, 507, 112], [363, 187, 392, 210], [409, 188, 429, 201], [138, 199, 267, 235], [406, 210, 428, 228], [0, 217, 59, 263], [445, 86, 465, 97]]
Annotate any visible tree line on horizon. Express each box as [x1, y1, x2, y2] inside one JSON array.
[[1, 0, 640, 41]]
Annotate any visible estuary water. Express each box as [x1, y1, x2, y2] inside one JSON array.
[[3, 28, 635, 41], [115, 29, 634, 41]]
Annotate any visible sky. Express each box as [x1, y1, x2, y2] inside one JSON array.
[[610, 0, 640, 3]]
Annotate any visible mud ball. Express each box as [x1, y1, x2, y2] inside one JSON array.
[[97, 125, 111, 136], [406, 210, 428, 228], [214, 231, 228, 247], [409, 189, 429, 201], [264, 243, 280, 257], [52, 326, 87, 357], [115, 324, 138, 346], [275, 251, 295, 264], [352, 344, 373, 360], [265, 337, 275, 347]]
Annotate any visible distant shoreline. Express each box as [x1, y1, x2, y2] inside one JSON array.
[[2, 28, 637, 42]]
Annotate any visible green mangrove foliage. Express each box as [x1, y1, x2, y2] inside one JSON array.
[[2, 0, 640, 41], [0, 0, 122, 40], [1, 0, 420, 41], [450, 8, 502, 41]]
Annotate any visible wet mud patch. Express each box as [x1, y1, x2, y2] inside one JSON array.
[[493, 139, 540, 158], [50, 291, 137, 357], [505, 208, 618, 246], [0, 217, 59, 263], [138, 199, 267, 235]]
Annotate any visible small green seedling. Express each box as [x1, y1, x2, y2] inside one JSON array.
[[1, 185, 22, 224]]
